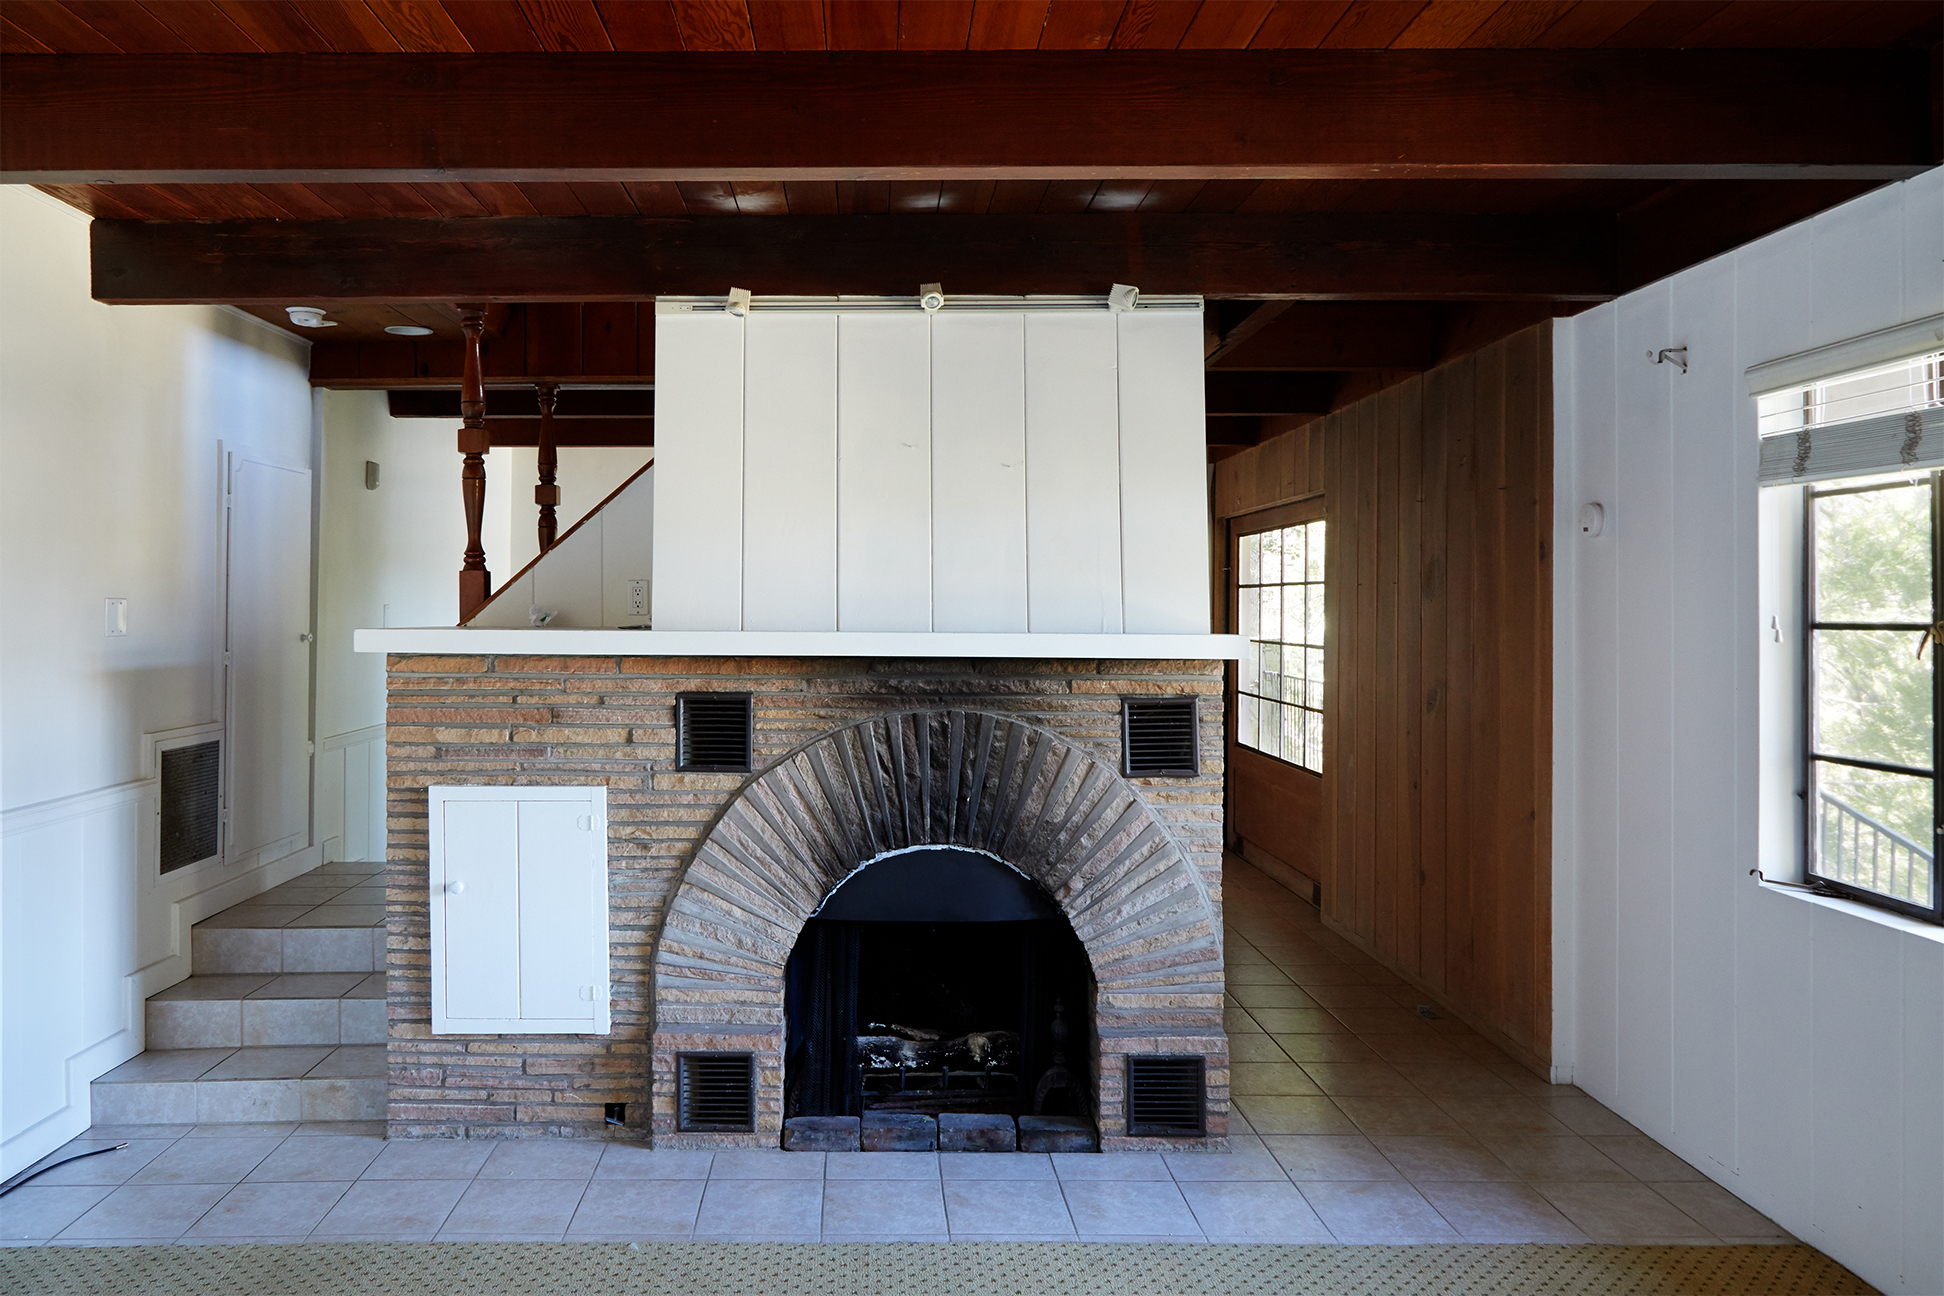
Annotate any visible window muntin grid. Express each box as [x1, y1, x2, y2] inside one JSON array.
[[1237, 521, 1325, 773]]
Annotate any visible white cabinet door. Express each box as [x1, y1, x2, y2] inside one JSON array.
[[430, 786, 609, 1034]]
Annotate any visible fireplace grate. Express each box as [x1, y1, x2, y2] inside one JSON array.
[[678, 1052, 755, 1132], [1126, 1054, 1206, 1136], [677, 694, 753, 771], [1121, 697, 1199, 777]]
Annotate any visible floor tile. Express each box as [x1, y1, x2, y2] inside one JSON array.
[[1162, 1143, 1288, 1182], [1051, 1153, 1170, 1181], [294, 1121, 386, 1138], [1299, 1063, 1422, 1097], [1178, 1179, 1332, 1241], [594, 1147, 714, 1180], [1223, 1007, 1265, 1034], [821, 1179, 948, 1235], [244, 1135, 383, 1182], [1223, 966, 1295, 986], [1392, 1063, 1518, 1096], [938, 1152, 1054, 1180], [567, 1179, 706, 1237], [15, 1139, 173, 1186], [1262, 1135, 1400, 1181], [196, 1079, 301, 1124], [823, 1152, 937, 1180], [1651, 1180, 1788, 1237], [55, 1184, 228, 1240], [246, 974, 365, 1000], [1229, 985, 1321, 1010], [1479, 1134, 1634, 1183], [1247, 1009, 1352, 1035], [942, 1180, 1074, 1235], [129, 1137, 284, 1185], [1360, 1036, 1475, 1065], [1333, 1096, 1466, 1137], [312, 1178, 467, 1236], [288, 905, 385, 928], [1583, 1136, 1707, 1182], [360, 1139, 495, 1180], [1531, 1094, 1643, 1136], [74, 1124, 196, 1141], [1532, 1180, 1715, 1241], [692, 1179, 822, 1240], [475, 1140, 605, 1180], [1298, 1180, 1462, 1243], [1226, 1035, 1293, 1063], [707, 1151, 825, 1180], [1231, 1096, 1357, 1136], [1270, 1035, 1384, 1064], [1435, 1096, 1573, 1137], [1298, 984, 1403, 1009], [186, 1122, 298, 1139], [1371, 1134, 1518, 1182], [196, 907, 310, 930], [152, 975, 278, 1002], [1229, 1063, 1323, 1096], [203, 1046, 334, 1081], [305, 1046, 385, 1078], [95, 1049, 234, 1084], [444, 1178, 589, 1234], [182, 1181, 349, 1238], [1418, 1180, 1591, 1241], [433, 1229, 566, 1243], [1060, 1181, 1201, 1236], [0, 1187, 113, 1241]]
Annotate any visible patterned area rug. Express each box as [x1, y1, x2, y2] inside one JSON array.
[[0, 1242, 1876, 1295]]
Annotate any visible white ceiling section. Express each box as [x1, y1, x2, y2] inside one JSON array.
[[651, 294, 1211, 636]]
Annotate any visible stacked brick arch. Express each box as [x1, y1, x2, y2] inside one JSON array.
[[649, 708, 1229, 1150]]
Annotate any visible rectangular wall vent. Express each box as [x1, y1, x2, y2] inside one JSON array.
[[678, 693, 753, 771], [1126, 1054, 1206, 1136], [1122, 697, 1198, 777], [678, 1052, 755, 1132], [160, 739, 221, 874]]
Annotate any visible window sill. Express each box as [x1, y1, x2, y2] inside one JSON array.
[[1755, 880, 1944, 945]]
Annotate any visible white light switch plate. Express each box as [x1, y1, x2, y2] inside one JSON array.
[[104, 598, 128, 636]]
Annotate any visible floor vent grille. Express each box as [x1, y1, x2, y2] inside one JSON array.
[[160, 739, 221, 874], [1122, 697, 1199, 777], [1126, 1054, 1206, 1136], [678, 1052, 755, 1132], [678, 694, 754, 772]]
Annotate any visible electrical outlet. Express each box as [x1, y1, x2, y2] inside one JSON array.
[[104, 598, 128, 637], [626, 580, 649, 616]]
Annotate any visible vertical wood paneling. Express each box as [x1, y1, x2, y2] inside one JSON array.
[[1216, 324, 1555, 1069], [743, 312, 838, 630], [931, 313, 1028, 631], [1024, 313, 1122, 632], [650, 311, 743, 629], [837, 313, 932, 631]]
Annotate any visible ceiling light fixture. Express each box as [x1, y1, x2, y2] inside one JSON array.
[[384, 325, 435, 336], [285, 306, 337, 328]]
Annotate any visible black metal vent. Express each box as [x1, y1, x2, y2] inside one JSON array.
[[160, 740, 221, 875], [1127, 1055, 1206, 1136], [678, 1052, 755, 1132], [1122, 697, 1199, 777], [678, 693, 753, 772]]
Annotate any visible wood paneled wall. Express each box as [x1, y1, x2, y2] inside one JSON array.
[[1214, 324, 1554, 1071]]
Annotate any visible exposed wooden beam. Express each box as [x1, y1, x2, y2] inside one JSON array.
[[1206, 373, 1336, 416], [5, 52, 1933, 184], [1206, 418, 1265, 448], [479, 419, 653, 447], [1616, 178, 1888, 292], [388, 389, 654, 418], [91, 213, 1618, 304], [1209, 303, 1446, 371]]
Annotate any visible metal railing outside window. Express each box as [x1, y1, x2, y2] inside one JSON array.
[[1237, 520, 1325, 773]]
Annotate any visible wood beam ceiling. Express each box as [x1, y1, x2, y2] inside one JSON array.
[[4, 50, 1933, 185], [91, 212, 1616, 304]]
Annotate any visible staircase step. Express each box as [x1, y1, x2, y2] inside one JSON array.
[[190, 865, 387, 975], [90, 1045, 385, 1126], [147, 973, 386, 1048]]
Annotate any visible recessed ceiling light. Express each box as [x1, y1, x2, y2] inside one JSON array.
[[285, 306, 336, 328], [384, 325, 435, 337]]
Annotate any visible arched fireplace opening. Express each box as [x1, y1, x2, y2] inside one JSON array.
[[783, 847, 1094, 1127]]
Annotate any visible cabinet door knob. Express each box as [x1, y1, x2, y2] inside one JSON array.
[[446, 880, 465, 895]]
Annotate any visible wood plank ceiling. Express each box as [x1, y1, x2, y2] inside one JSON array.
[[6, 1, 1939, 454]]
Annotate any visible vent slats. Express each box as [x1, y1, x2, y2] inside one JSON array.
[[678, 694, 753, 771], [679, 1052, 755, 1132], [1127, 1055, 1206, 1136], [1122, 697, 1198, 777], [160, 740, 221, 874]]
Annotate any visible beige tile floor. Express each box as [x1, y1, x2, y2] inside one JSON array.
[[1, 860, 1793, 1246]]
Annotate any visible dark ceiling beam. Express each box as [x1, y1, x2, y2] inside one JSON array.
[[90, 213, 1617, 304], [1209, 303, 1447, 371], [3, 52, 1932, 184], [1206, 418, 1265, 447], [1616, 178, 1889, 293], [479, 419, 653, 448], [1205, 373, 1336, 417], [389, 389, 653, 419]]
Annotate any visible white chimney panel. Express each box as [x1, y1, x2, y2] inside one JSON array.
[[838, 313, 933, 631], [652, 312, 744, 630], [743, 312, 838, 631], [931, 312, 1029, 633], [1025, 312, 1123, 634], [1118, 309, 1212, 633]]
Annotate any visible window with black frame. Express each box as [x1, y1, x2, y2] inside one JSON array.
[[1236, 519, 1324, 774]]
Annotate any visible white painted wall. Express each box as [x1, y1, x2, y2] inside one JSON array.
[[0, 187, 318, 1176], [1553, 170, 1944, 1294], [652, 299, 1210, 635], [469, 464, 654, 629]]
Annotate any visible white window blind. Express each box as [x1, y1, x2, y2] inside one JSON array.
[[1756, 348, 1944, 486]]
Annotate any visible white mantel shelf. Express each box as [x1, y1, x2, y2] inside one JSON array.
[[354, 629, 1247, 660]]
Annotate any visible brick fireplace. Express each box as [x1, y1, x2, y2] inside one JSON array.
[[383, 652, 1230, 1150]]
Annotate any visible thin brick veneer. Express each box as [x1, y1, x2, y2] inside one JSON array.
[[383, 655, 1229, 1149]]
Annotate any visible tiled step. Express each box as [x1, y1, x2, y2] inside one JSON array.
[[190, 864, 386, 975], [146, 973, 386, 1048], [90, 1044, 384, 1125]]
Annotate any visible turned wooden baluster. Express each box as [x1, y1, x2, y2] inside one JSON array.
[[456, 308, 492, 622], [535, 382, 560, 552]]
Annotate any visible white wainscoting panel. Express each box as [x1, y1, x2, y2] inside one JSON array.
[[317, 724, 386, 862]]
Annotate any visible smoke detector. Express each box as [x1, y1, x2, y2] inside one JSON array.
[[285, 306, 337, 329]]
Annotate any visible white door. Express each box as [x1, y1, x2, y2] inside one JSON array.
[[226, 455, 313, 865]]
